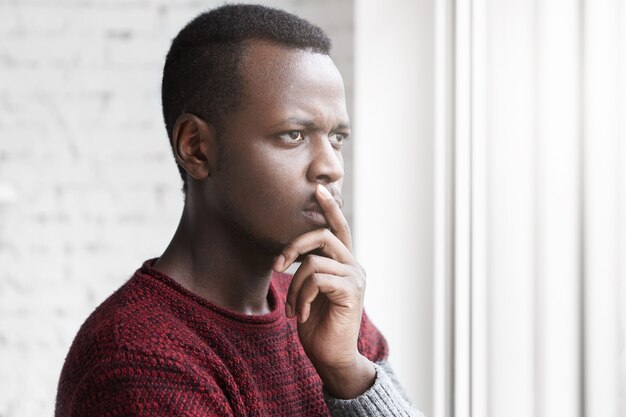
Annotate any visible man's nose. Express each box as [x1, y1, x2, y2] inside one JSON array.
[[306, 135, 344, 184]]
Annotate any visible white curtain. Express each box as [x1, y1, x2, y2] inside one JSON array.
[[354, 0, 624, 415], [433, 1, 626, 417]]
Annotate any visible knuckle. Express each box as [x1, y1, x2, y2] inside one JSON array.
[[357, 263, 366, 277], [349, 270, 366, 293], [354, 277, 366, 293], [303, 254, 318, 270], [343, 300, 357, 311]]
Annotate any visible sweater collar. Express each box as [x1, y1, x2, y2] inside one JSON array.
[[138, 258, 286, 325]]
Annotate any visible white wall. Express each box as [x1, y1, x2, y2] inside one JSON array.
[[0, 2, 354, 416]]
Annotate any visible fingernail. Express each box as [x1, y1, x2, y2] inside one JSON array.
[[317, 184, 333, 200], [274, 255, 285, 272], [285, 302, 293, 317]]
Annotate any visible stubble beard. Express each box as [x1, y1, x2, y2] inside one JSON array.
[[218, 192, 285, 259], [213, 140, 286, 262]]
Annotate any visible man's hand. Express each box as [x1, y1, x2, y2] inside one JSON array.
[[273, 184, 376, 399]]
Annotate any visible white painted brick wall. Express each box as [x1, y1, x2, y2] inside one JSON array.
[[0, 1, 353, 416]]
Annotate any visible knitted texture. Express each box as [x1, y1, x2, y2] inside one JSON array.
[[55, 259, 389, 417], [324, 362, 425, 417]]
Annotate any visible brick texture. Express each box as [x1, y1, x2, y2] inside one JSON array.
[[0, 1, 353, 416]]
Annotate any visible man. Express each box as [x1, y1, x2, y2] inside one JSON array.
[[56, 4, 422, 416]]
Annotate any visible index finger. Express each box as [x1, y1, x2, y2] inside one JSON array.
[[316, 184, 352, 252]]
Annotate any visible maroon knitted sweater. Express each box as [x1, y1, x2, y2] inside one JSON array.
[[56, 259, 389, 417]]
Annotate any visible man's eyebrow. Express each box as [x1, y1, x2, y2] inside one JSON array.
[[271, 117, 351, 130]]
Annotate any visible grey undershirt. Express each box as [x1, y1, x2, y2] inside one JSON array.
[[324, 360, 426, 417]]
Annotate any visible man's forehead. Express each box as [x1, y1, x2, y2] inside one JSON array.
[[230, 38, 349, 129], [240, 39, 342, 90]]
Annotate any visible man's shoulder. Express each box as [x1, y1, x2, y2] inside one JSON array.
[[55, 268, 232, 417], [64, 268, 203, 370]]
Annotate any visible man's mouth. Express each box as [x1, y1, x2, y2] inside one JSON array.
[[301, 188, 343, 226], [301, 207, 328, 226]]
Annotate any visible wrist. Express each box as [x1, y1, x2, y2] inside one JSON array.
[[314, 354, 376, 399]]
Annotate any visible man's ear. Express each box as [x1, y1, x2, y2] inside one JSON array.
[[171, 114, 218, 181]]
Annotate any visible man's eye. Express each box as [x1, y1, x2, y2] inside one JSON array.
[[279, 131, 304, 142], [332, 133, 349, 143]]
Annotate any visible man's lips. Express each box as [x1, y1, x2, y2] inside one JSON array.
[[301, 209, 328, 226], [301, 189, 343, 226]]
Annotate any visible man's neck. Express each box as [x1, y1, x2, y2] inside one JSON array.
[[153, 205, 275, 316]]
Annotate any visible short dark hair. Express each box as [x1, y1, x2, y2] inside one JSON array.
[[161, 4, 332, 193]]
